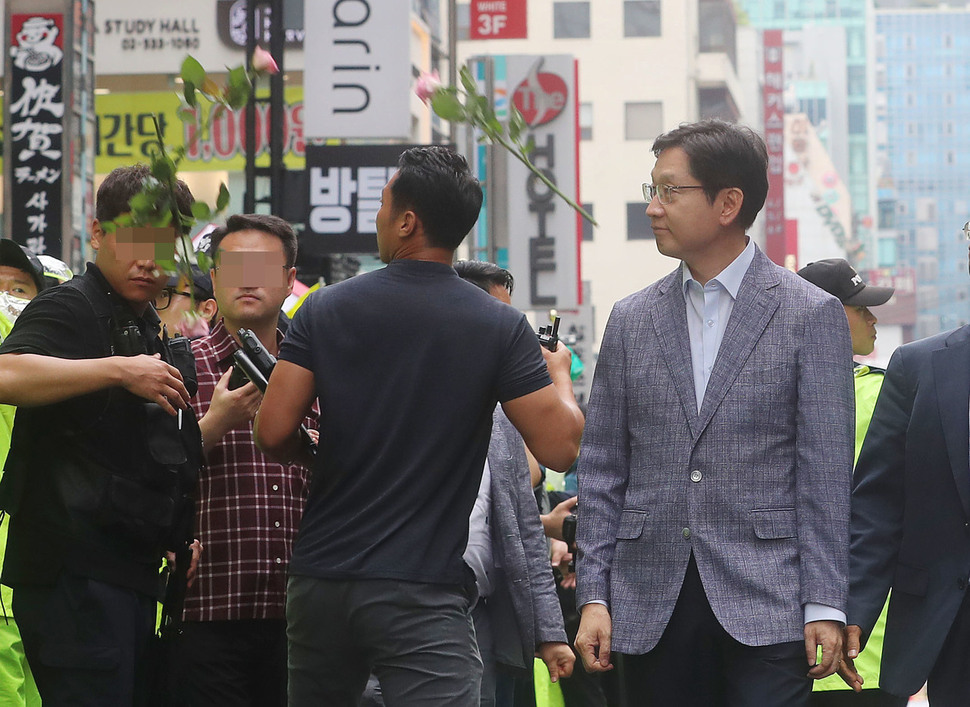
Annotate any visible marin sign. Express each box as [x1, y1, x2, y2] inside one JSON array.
[[7, 13, 66, 259], [304, 144, 424, 255]]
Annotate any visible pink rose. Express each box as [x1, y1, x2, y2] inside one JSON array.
[[252, 46, 279, 75], [415, 70, 443, 103]]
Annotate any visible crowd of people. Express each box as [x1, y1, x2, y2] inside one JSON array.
[[0, 124, 966, 707]]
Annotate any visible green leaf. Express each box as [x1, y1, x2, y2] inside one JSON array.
[[101, 220, 118, 234], [176, 105, 196, 124], [460, 66, 478, 95], [150, 155, 176, 183], [191, 201, 212, 220], [224, 66, 252, 110], [155, 255, 179, 276], [183, 82, 197, 108], [430, 91, 467, 122], [180, 56, 206, 88], [195, 251, 213, 273], [128, 191, 156, 215], [114, 213, 133, 228], [216, 183, 230, 212], [509, 105, 527, 144]]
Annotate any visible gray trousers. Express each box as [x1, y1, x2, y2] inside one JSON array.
[[286, 576, 483, 707]]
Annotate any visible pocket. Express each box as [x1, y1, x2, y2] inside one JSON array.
[[738, 363, 790, 386], [616, 509, 649, 540], [750, 508, 796, 539]]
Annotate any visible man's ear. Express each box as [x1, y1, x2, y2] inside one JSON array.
[[399, 209, 419, 238], [90, 219, 105, 252], [197, 298, 219, 322], [718, 187, 744, 227]]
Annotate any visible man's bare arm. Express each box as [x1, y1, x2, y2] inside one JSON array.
[[254, 359, 316, 466], [0, 352, 189, 416], [501, 345, 584, 472]]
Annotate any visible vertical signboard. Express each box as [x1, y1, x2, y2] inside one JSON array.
[[503, 55, 580, 311], [304, 144, 423, 255], [303, 0, 411, 139], [470, 0, 527, 40], [762, 29, 787, 266], [6, 10, 66, 258]]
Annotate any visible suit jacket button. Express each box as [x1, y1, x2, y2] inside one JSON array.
[[682, 527, 691, 539], [690, 470, 703, 483]]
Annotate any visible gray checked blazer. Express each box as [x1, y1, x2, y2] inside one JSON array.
[[576, 246, 855, 653], [484, 408, 567, 669]]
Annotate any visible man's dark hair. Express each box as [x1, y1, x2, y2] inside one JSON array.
[[95, 164, 195, 234], [390, 146, 483, 251], [652, 120, 768, 230], [454, 260, 514, 295], [210, 213, 298, 268]]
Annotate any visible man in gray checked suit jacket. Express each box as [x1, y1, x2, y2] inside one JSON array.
[[574, 120, 855, 706]]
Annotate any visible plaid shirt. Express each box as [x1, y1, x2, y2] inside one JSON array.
[[183, 319, 317, 621]]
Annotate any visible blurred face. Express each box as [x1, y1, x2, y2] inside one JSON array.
[[211, 229, 295, 329], [645, 147, 723, 264], [845, 304, 878, 356], [155, 274, 201, 335], [0, 266, 38, 300], [91, 224, 175, 312]]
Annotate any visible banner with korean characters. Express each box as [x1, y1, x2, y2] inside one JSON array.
[[5, 11, 66, 258], [0, 87, 307, 174], [305, 144, 428, 255]]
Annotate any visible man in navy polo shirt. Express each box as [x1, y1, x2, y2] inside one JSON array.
[[256, 146, 584, 706]]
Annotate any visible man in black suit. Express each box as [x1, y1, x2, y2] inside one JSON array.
[[842, 296, 970, 704]]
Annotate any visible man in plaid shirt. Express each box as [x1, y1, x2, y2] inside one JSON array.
[[176, 214, 318, 706]]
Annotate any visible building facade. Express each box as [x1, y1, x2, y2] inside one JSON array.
[[874, 4, 970, 337], [457, 0, 758, 347]]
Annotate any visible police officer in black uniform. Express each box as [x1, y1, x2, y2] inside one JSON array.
[[0, 165, 203, 706]]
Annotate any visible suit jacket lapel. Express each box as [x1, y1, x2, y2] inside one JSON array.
[[651, 269, 699, 436], [695, 250, 780, 439], [934, 328, 970, 521]]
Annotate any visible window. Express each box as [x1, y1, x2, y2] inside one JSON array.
[[579, 102, 593, 141], [625, 101, 663, 141], [624, 0, 661, 38], [553, 2, 590, 39], [456, 3, 470, 41], [848, 105, 866, 135], [627, 202, 654, 240], [581, 203, 594, 241]]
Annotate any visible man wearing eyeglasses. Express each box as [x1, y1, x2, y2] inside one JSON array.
[[155, 263, 218, 339], [574, 119, 854, 705]]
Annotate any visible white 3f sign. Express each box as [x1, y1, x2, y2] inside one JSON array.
[[303, 0, 411, 140]]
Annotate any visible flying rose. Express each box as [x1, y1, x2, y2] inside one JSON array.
[[415, 70, 443, 102], [252, 46, 279, 75]]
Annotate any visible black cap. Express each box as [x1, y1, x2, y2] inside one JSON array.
[[797, 258, 894, 307], [167, 264, 214, 300], [0, 239, 46, 294]]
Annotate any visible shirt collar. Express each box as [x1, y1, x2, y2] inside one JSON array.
[[86, 262, 161, 333], [681, 237, 755, 299], [207, 318, 284, 364]]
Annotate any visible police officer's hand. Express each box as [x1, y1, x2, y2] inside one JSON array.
[[121, 353, 190, 416], [200, 368, 262, 447]]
